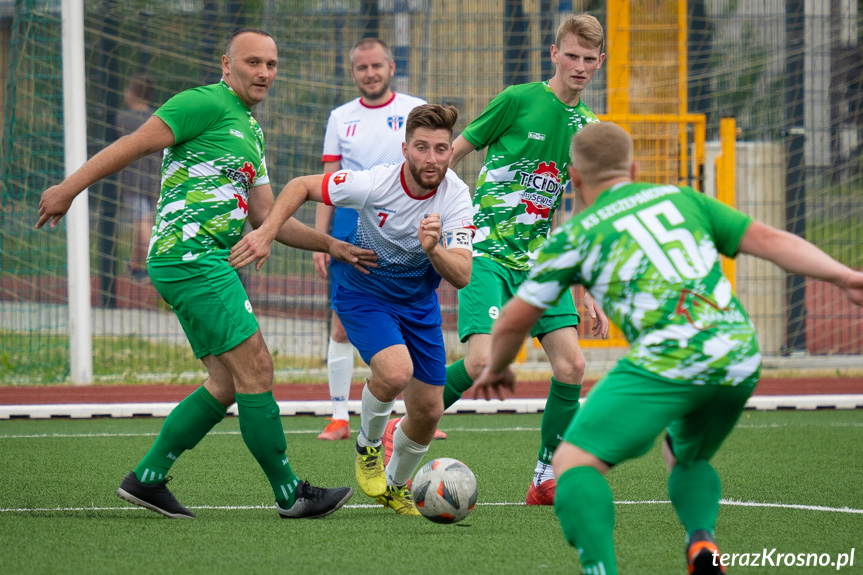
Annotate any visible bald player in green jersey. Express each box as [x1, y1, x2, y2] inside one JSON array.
[[443, 13, 609, 506], [37, 28, 376, 520], [474, 122, 863, 574]]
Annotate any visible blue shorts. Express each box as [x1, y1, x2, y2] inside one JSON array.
[[332, 284, 446, 386]]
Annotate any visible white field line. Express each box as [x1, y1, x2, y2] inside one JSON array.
[[1, 421, 862, 440], [2, 499, 861, 514]]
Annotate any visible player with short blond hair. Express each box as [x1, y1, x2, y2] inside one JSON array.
[[475, 121, 863, 574], [442, 13, 609, 506]]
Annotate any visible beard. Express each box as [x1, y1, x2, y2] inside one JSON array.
[[358, 78, 390, 102], [408, 160, 447, 191]]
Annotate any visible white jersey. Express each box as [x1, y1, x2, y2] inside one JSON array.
[[322, 92, 428, 170], [322, 92, 427, 238], [323, 162, 474, 303]]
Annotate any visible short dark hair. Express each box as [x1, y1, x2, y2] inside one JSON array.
[[126, 74, 155, 103], [225, 28, 274, 58], [405, 104, 459, 142]]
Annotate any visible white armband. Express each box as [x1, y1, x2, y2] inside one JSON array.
[[440, 228, 473, 250]]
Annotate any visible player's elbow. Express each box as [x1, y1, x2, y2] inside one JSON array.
[[246, 206, 267, 229], [450, 275, 470, 290], [449, 266, 472, 289]]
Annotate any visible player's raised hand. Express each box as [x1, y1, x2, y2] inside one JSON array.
[[418, 212, 442, 253], [328, 240, 378, 275], [229, 228, 274, 271], [472, 365, 516, 401], [36, 184, 76, 229]]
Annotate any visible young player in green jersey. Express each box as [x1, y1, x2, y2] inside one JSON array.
[[443, 13, 609, 506], [474, 122, 863, 574], [37, 29, 377, 520]]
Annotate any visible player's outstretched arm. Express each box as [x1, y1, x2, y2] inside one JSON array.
[[473, 297, 545, 401], [738, 221, 863, 306], [36, 116, 174, 229], [229, 174, 325, 271]]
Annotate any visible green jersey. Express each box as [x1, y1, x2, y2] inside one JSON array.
[[518, 182, 761, 386], [148, 80, 269, 262], [462, 81, 598, 271]]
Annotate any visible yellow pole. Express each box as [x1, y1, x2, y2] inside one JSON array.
[[678, 0, 689, 185], [717, 117, 737, 288], [607, 0, 630, 115]]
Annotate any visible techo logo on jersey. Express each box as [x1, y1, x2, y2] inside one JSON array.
[[224, 162, 256, 213], [518, 161, 562, 218]]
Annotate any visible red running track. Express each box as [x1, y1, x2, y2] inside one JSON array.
[[1, 377, 862, 405]]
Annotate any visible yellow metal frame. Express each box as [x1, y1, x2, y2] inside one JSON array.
[[515, 112, 740, 362]]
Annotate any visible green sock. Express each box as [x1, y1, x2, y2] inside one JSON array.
[[538, 378, 582, 464], [236, 392, 299, 507], [443, 359, 474, 410], [668, 459, 721, 537], [555, 466, 618, 575], [134, 386, 226, 484]]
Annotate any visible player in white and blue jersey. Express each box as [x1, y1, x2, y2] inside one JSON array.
[[230, 104, 474, 515], [315, 38, 427, 441]]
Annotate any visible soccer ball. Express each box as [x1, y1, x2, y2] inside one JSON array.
[[412, 457, 478, 524]]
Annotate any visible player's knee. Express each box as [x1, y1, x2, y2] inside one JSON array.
[[374, 370, 412, 397], [330, 316, 349, 342], [411, 401, 444, 430], [552, 354, 586, 384], [462, 352, 486, 380]]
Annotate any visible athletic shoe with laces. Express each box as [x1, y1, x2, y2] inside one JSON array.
[[116, 471, 195, 519], [317, 418, 350, 441], [525, 478, 556, 506], [686, 529, 726, 574], [375, 484, 421, 516], [382, 417, 446, 465], [355, 444, 387, 497], [276, 481, 353, 519]]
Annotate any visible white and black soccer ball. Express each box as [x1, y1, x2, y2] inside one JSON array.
[[412, 457, 478, 524]]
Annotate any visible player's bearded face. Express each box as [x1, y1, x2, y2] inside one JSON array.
[[351, 45, 394, 103], [405, 128, 452, 190]]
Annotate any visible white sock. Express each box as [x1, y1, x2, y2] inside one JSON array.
[[533, 461, 555, 486], [357, 383, 394, 449], [386, 426, 429, 487], [327, 338, 353, 421]]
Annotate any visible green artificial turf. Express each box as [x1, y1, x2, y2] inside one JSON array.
[[1, 410, 861, 574]]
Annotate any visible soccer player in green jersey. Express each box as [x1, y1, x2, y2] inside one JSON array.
[[443, 13, 609, 506], [36, 28, 377, 520], [474, 122, 863, 574]]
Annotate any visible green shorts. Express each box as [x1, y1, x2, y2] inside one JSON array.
[[457, 256, 580, 342], [564, 359, 756, 466], [148, 252, 259, 358]]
